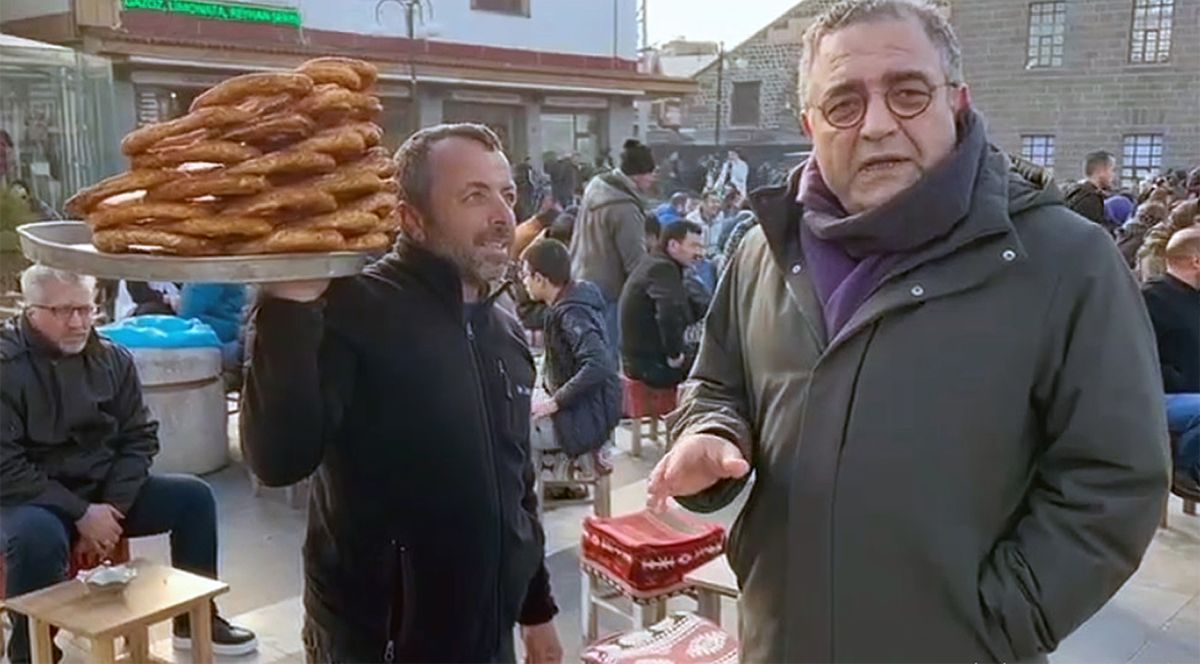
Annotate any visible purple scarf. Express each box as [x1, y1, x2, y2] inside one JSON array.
[[797, 111, 987, 337]]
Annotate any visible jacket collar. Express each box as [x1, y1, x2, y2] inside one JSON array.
[[0, 314, 103, 361], [752, 139, 1030, 353], [797, 110, 989, 258]]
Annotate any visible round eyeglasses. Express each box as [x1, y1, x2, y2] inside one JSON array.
[[818, 81, 958, 129]]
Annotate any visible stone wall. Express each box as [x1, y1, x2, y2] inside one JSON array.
[[952, 0, 1200, 184]]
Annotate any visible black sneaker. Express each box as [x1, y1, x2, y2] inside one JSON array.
[[173, 611, 258, 656]]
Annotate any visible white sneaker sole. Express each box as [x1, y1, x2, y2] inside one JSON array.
[[173, 635, 259, 657]]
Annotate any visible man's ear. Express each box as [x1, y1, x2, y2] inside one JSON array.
[[396, 201, 427, 242], [953, 83, 972, 114], [800, 109, 814, 138]]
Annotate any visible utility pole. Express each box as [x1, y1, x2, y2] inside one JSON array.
[[638, 0, 649, 50], [714, 42, 724, 151], [377, 0, 428, 136]]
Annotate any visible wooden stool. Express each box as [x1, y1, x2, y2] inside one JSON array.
[[4, 560, 227, 664], [621, 376, 678, 458], [580, 510, 725, 645], [683, 556, 739, 627], [533, 452, 613, 519], [1, 539, 132, 658]]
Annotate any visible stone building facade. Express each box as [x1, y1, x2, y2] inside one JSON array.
[[953, 0, 1200, 188], [653, 0, 1197, 192]]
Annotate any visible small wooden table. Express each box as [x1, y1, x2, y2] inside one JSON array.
[[3, 559, 228, 664], [685, 555, 739, 626]]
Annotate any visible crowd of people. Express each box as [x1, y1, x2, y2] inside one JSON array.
[[1, 1, 1198, 663]]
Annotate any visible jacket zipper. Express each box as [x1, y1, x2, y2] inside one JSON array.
[[465, 319, 506, 647], [383, 538, 403, 663]]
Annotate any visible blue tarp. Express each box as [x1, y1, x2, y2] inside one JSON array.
[[98, 315, 221, 349]]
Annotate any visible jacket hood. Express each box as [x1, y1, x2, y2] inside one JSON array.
[[582, 170, 644, 212], [557, 280, 607, 314], [1006, 151, 1064, 217]]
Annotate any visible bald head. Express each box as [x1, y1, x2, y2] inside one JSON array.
[[1165, 226, 1200, 262], [1165, 225, 1200, 288]]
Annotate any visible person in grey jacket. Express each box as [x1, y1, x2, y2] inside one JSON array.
[[647, 2, 1169, 662], [569, 139, 657, 357]]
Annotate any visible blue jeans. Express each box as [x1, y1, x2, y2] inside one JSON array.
[[1167, 394, 1200, 484], [1, 474, 217, 664]]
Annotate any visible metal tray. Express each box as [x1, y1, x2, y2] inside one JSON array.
[[17, 221, 370, 283]]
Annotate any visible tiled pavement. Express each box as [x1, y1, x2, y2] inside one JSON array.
[[40, 416, 1200, 663]]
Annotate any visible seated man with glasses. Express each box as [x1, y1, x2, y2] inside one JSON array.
[[0, 265, 256, 664]]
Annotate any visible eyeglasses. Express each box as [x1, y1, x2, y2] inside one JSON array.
[[28, 304, 98, 321], [817, 80, 958, 129]]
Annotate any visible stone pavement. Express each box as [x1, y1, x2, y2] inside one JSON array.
[[36, 417, 1200, 663]]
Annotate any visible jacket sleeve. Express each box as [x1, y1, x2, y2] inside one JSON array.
[[518, 418, 558, 625], [668, 241, 755, 513], [98, 347, 161, 514], [549, 307, 611, 409], [978, 227, 1170, 661], [609, 203, 647, 283], [240, 296, 355, 487], [1141, 288, 1187, 393], [1, 387, 90, 520], [647, 262, 691, 359]]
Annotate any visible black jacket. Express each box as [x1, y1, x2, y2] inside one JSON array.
[[1143, 274, 1200, 393], [618, 250, 697, 386], [1, 316, 159, 520], [241, 241, 556, 663], [543, 281, 621, 456], [1064, 181, 1109, 230]]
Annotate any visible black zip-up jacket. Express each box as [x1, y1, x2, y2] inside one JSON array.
[[618, 250, 700, 385], [241, 241, 557, 663], [1142, 274, 1200, 393], [1, 317, 159, 520]]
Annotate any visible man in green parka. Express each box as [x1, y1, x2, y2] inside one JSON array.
[[647, 1, 1171, 662]]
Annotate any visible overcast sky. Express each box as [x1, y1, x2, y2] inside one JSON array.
[[645, 0, 798, 48]]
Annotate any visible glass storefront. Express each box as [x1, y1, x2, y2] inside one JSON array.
[[0, 35, 120, 215], [541, 110, 604, 165]]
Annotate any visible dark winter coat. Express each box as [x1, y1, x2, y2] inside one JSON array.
[[241, 241, 556, 663], [542, 280, 621, 456], [1064, 180, 1110, 230], [1143, 274, 1200, 393], [619, 250, 698, 388], [1, 316, 159, 520], [672, 144, 1169, 662]]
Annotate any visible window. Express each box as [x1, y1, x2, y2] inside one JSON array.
[[471, 0, 529, 16], [730, 81, 761, 126], [1021, 135, 1055, 170], [1121, 134, 1163, 189], [1026, 2, 1066, 68], [1130, 0, 1173, 63]]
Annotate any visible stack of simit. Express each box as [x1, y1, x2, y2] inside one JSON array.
[[65, 57, 401, 256]]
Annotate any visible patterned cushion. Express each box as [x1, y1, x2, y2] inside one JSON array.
[[581, 612, 738, 664], [621, 375, 678, 418], [583, 509, 725, 598]]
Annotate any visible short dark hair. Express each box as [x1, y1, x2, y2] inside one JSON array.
[[660, 220, 703, 249], [522, 238, 572, 286], [1084, 150, 1115, 177], [644, 213, 662, 238], [393, 123, 504, 218]]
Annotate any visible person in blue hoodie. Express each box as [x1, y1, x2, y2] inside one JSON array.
[[521, 238, 621, 481], [178, 283, 248, 385], [653, 191, 689, 229]]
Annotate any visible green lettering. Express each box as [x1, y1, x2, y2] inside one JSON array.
[[124, 0, 299, 27]]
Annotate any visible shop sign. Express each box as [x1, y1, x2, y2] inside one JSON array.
[[122, 0, 302, 27], [543, 96, 608, 110], [450, 90, 524, 106]]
